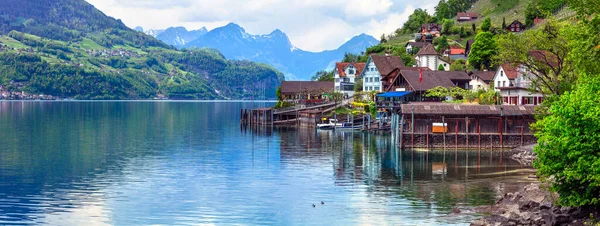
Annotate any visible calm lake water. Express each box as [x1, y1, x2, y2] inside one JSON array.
[[0, 101, 535, 225]]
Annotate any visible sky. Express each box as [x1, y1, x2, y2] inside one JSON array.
[[85, 0, 437, 52]]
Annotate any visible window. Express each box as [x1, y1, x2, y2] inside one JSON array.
[[503, 81, 506, 87], [501, 71, 504, 77], [335, 86, 340, 91], [348, 69, 355, 74], [497, 81, 501, 87], [335, 78, 340, 82], [374, 87, 380, 91]]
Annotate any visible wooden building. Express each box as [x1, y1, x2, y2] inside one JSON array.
[[280, 81, 334, 104], [506, 20, 526, 33], [383, 70, 470, 102]]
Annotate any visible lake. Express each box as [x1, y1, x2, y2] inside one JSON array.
[[0, 101, 535, 225]]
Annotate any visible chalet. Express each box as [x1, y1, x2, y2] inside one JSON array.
[[468, 71, 495, 90], [464, 39, 475, 57], [280, 81, 334, 104], [505, 20, 525, 33], [421, 23, 441, 37], [361, 54, 405, 92], [415, 44, 451, 71], [381, 67, 430, 92], [493, 64, 543, 105], [457, 12, 479, 22], [443, 46, 467, 60], [384, 70, 470, 102], [405, 41, 429, 54], [334, 62, 365, 97]]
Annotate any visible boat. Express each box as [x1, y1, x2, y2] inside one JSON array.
[[317, 119, 342, 130], [335, 123, 362, 130]]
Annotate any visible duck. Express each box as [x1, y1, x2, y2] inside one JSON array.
[[321, 201, 325, 205], [312, 204, 316, 208]]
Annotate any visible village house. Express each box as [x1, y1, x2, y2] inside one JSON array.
[[415, 44, 451, 71], [381, 67, 431, 92], [334, 62, 365, 97], [468, 71, 495, 90], [405, 41, 429, 54], [443, 46, 467, 61], [361, 54, 405, 92], [382, 70, 471, 102], [457, 12, 479, 22], [505, 20, 526, 33], [420, 23, 441, 37], [493, 64, 544, 105], [280, 81, 334, 104]]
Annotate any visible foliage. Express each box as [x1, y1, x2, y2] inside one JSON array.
[[533, 74, 600, 207], [342, 53, 367, 63], [369, 102, 377, 118], [425, 86, 451, 99], [354, 78, 363, 92], [537, 0, 567, 14], [468, 32, 497, 70], [450, 58, 467, 71], [496, 19, 573, 96], [437, 35, 449, 52], [380, 34, 387, 43], [568, 0, 600, 17], [525, 2, 543, 27], [434, 0, 478, 20], [311, 70, 334, 82], [400, 9, 432, 34], [502, 17, 507, 29], [441, 19, 455, 35], [329, 92, 344, 105], [481, 18, 492, 32], [438, 64, 446, 71]]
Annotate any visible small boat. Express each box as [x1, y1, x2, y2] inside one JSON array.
[[317, 119, 342, 130], [335, 122, 361, 130]]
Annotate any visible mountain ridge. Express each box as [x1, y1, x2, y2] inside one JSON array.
[[144, 23, 379, 80]]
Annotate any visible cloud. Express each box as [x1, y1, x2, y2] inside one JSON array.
[[85, 0, 436, 51]]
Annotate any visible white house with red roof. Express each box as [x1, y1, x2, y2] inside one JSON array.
[[415, 44, 450, 71], [493, 64, 544, 105], [334, 62, 365, 97]]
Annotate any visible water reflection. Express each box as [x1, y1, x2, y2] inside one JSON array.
[[0, 101, 534, 225]]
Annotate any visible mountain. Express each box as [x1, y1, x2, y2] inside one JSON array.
[[144, 29, 165, 37], [153, 23, 379, 80], [155, 27, 208, 47], [0, 0, 283, 100]]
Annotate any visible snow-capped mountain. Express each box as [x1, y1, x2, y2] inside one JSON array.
[[150, 23, 379, 80], [155, 27, 208, 47], [143, 28, 165, 37]]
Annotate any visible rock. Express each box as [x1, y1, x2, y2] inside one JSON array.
[[470, 220, 486, 226]]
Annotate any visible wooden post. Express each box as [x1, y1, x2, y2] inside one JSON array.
[[411, 106, 415, 148], [478, 125, 481, 151], [521, 127, 524, 147], [442, 116, 446, 150], [455, 121, 458, 149], [400, 115, 405, 149], [465, 117, 469, 148], [426, 125, 429, 149]]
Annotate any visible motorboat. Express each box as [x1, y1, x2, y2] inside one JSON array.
[[317, 119, 342, 130]]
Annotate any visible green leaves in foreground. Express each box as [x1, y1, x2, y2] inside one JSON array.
[[533, 74, 600, 206]]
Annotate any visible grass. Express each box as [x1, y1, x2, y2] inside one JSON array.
[[78, 38, 104, 50], [468, 0, 532, 27], [0, 36, 29, 49]]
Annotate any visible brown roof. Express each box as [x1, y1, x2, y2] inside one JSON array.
[[384, 67, 431, 92], [400, 70, 470, 92], [401, 103, 536, 116], [280, 81, 334, 94], [500, 64, 519, 79], [470, 71, 496, 82], [421, 23, 441, 31], [416, 44, 439, 56], [370, 55, 405, 75], [335, 62, 366, 77], [457, 12, 479, 19], [528, 50, 559, 68]]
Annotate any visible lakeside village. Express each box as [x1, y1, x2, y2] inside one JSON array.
[[244, 18, 543, 150]]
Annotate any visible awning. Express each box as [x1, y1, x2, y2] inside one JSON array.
[[377, 91, 414, 98]]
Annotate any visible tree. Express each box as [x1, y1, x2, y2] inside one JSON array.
[[276, 86, 282, 101], [468, 31, 497, 70], [380, 34, 388, 43], [533, 74, 600, 206], [481, 17, 492, 32], [450, 58, 466, 71], [525, 2, 541, 27], [472, 23, 477, 33], [435, 0, 453, 20], [330, 92, 344, 105], [459, 26, 467, 38], [441, 19, 455, 35], [425, 86, 450, 99], [496, 19, 572, 96], [311, 70, 334, 82], [354, 79, 363, 92], [342, 53, 362, 63], [438, 64, 446, 71], [401, 9, 432, 34], [437, 35, 449, 52], [502, 17, 507, 29]]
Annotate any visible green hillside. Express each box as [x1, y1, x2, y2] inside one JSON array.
[[0, 0, 283, 100]]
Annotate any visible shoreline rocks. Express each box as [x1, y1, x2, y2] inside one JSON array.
[[508, 144, 537, 166]]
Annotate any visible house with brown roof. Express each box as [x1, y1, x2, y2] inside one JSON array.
[[360, 54, 405, 92], [381, 67, 430, 92], [415, 44, 451, 71], [468, 71, 495, 90], [493, 64, 544, 105], [385, 70, 471, 102], [280, 81, 334, 103], [505, 20, 526, 33], [457, 12, 479, 22], [420, 23, 441, 37], [334, 62, 365, 97]]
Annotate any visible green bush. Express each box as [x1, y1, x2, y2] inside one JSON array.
[[533, 74, 600, 207]]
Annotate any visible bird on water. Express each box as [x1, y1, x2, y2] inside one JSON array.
[[321, 201, 324, 205], [312, 204, 316, 208]]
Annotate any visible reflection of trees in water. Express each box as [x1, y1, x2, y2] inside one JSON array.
[[286, 129, 533, 211]]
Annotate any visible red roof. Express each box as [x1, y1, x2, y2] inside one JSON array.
[[335, 62, 366, 77], [449, 47, 465, 55], [500, 64, 519, 79]]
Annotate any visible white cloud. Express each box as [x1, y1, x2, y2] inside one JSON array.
[[86, 0, 437, 51]]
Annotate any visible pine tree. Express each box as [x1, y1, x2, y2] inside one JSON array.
[[502, 17, 507, 29]]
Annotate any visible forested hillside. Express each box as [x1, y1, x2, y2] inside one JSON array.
[[0, 0, 283, 99]]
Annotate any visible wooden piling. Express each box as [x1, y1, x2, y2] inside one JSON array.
[[426, 125, 429, 149]]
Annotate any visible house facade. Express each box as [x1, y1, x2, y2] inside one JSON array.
[[334, 62, 365, 97], [506, 20, 526, 33], [361, 54, 405, 92], [468, 71, 495, 90], [493, 64, 544, 105], [443, 46, 467, 61], [386, 70, 471, 102], [281, 81, 334, 104], [420, 23, 441, 37], [414, 44, 451, 71], [457, 12, 478, 22]]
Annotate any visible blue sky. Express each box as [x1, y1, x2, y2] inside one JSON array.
[[86, 0, 437, 51]]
